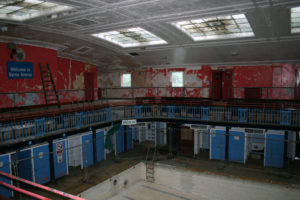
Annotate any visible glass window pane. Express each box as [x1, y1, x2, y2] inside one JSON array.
[[92, 27, 167, 48], [122, 74, 131, 87], [292, 7, 300, 33], [172, 13, 253, 41], [0, 0, 72, 21], [172, 72, 183, 87]]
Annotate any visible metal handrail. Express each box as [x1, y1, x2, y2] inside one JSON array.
[[0, 86, 299, 109], [0, 171, 86, 200], [0, 103, 299, 145]]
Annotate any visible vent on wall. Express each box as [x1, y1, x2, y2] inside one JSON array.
[[72, 46, 94, 54]]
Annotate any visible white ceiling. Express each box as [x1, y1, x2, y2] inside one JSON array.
[[0, 0, 300, 71]]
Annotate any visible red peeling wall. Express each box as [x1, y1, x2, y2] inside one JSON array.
[[99, 64, 297, 100], [0, 42, 98, 108], [0, 42, 57, 108], [57, 58, 98, 103]]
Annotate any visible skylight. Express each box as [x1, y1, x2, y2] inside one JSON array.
[[291, 7, 300, 34], [172, 14, 254, 41], [92, 27, 167, 48], [0, 0, 72, 21]]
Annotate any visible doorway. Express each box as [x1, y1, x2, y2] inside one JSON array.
[[180, 126, 194, 156], [211, 70, 233, 100], [84, 72, 94, 101], [296, 132, 300, 159]]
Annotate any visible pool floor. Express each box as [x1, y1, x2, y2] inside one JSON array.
[[108, 181, 206, 200]]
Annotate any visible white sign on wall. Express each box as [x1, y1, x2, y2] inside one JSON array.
[[56, 142, 63, 163], [122, 119, 137, 125]]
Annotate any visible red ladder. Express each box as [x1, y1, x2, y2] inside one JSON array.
[[39, 63, 60, 105]]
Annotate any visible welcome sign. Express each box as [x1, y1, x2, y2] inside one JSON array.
[[7, 61, 33, 79]]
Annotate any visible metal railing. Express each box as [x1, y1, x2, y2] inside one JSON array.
[[99, 86, 300, 100], [1, 103, 299, 144], [0, 88, 97, 108], [0, 86, 299, 109]]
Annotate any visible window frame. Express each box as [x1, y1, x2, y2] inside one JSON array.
[[121, 73, 131, 87], [171, 71, 184, 87]]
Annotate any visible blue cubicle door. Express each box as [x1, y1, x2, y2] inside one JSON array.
[[0, 153, 12, 198], [228, 128, 246, 163], [18, 148, 33, 181], [210, 127, 226, 160], [95, 129, 105, 162], [32, 143, 51, 184], [116, 126, 124, 154], [81, 132, 94, 169], [265, 131, 285, 168], [53, 139, 68, 179], [126, 126, 133, 150]]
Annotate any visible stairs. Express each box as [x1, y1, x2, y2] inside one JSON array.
[[39, 63, 60, 105]]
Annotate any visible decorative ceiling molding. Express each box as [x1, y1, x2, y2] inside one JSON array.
[[0, 0, 300, 69], [121, 35, 300, 53], [140, 59, 300, 69], [0, 35, 65, 50]]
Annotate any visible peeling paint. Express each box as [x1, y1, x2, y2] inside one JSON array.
[[68, 60, 72, 89], [100, 64, 296, 100], [201, 88, 209, 98], [72, 73, 85, 89], [0, 42, 98, 108]]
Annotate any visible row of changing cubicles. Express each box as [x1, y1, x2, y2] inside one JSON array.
[[209, 127, 288, 167], [0, 122, 295, 198], [131, 122, 292, 169], [179, 124, 293, 169], [0, 125, 134, 199]]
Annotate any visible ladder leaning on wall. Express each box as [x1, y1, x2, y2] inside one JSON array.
[[39, 63, 60, 106]]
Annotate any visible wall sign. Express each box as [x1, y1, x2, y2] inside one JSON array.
[[7, 61, 33, 79], [122, 119, 137, 125], [56, 142, 63, 163]]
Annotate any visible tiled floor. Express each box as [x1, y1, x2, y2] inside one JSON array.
[[109, 181, 205, 200]]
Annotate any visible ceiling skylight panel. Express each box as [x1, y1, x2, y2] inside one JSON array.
[[92, 27, 167, 48], [0, 0, 72, 21], [173, 14, 254, 41], [291, 7, 300, 33], [27, 0, 43, 3], [41, 2, 56, 8], [3, 5, 22, 11]]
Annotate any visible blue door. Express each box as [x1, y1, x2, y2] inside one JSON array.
[[228, 130, 245, 163], [18, 149, 33, 181], [96, 130, 105, 162], [126, 126, 133, 150], [32, 144, 51, 184], [210, 129, 226, 160], [53, 139, 68, 179], [265, 133, 285, 168], [81, 133, 94, 168], [0, 154, 12, 198], [116, 126, 124, 154]]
